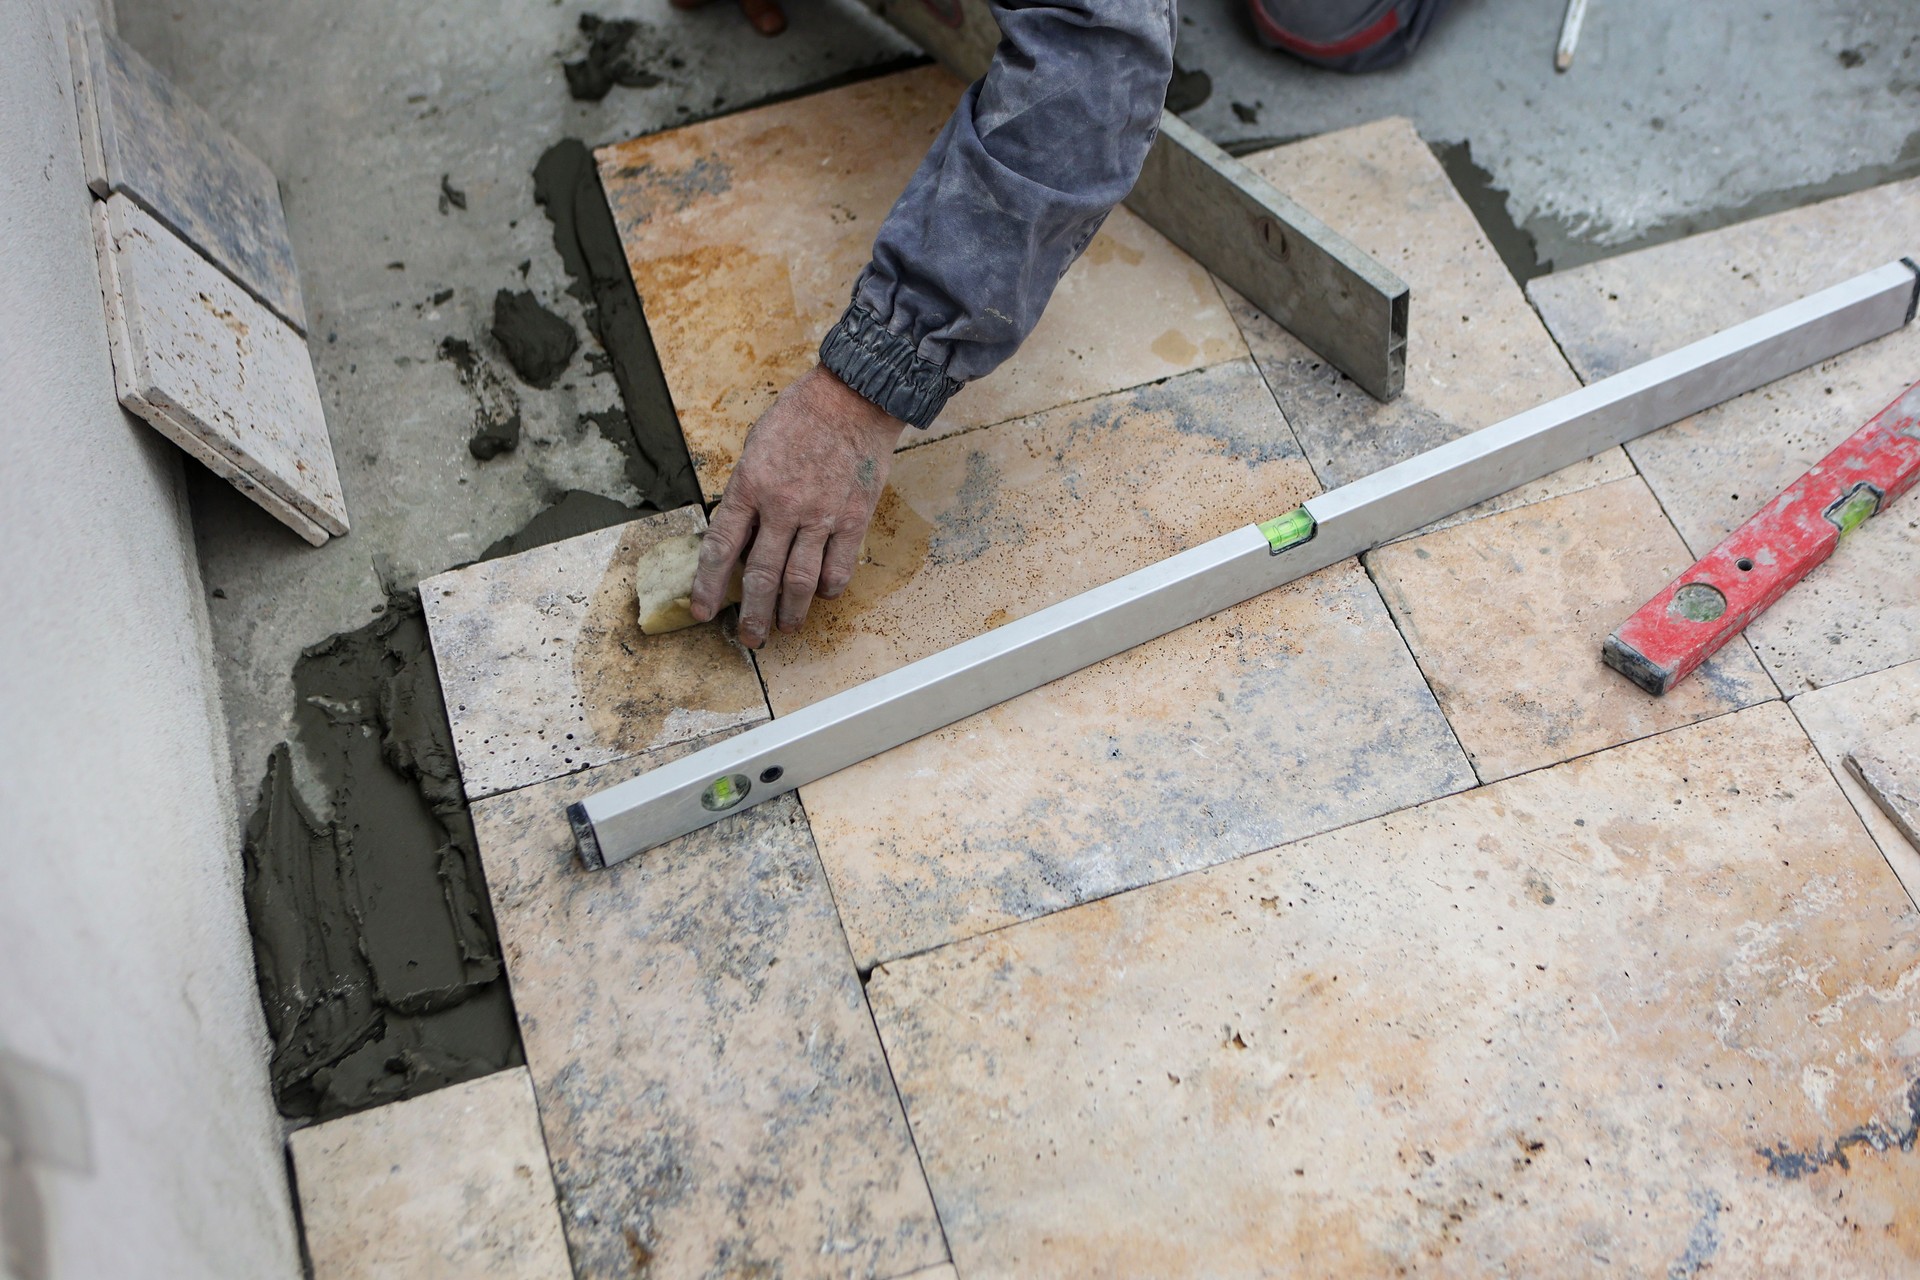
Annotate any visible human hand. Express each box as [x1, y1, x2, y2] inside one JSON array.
[[691, 364, 905, 647], [669, 0, 786, 36]]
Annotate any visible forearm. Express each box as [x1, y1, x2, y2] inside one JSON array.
[[819, 0, 1176, 429]]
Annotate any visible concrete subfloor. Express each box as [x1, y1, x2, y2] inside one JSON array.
[[111, 0, 1920, 812]]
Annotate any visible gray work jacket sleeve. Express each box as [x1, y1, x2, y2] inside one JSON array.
[[817, 0, 1177, 429]]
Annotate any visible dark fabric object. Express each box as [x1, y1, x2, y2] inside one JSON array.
[[819, 301, 964, 430], [823, 0, 1177, 428], [1247, 0, 1453, 72]]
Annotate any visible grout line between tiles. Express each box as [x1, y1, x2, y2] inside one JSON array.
[[1357, 550, 1481, 785], [859, 693, 1792, 975], [1785, 681, 1920, 911]]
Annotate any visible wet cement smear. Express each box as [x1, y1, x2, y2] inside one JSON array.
[[244, 596, 521, 1119], [490, 288, 578, 389], [533, 139, 700, 508], [563, 14, 666, 102], [1431, 139, 1547, 283], [438, 335, 522, 461]]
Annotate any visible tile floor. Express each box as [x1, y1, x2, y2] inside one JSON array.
[[386, 95, 1920, 1275]]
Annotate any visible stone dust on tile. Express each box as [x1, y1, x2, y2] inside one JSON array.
[[469, 739, 944, 1280], [288, 1067, 571, 1280], [422, 506, 767, 801], [1368, 475, 1776, 783], [1792, 660, 1920, 908], [761, 360, 1472, 971], [868, 704, 1920, 1279], [597, 65, 1245, 502], [1527, 177, 1920, 694], [1224, 117, 1629, 527]]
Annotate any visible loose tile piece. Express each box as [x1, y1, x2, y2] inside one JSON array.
[[422, 506, 767, 800], [470, 743, 945, 1280], [598, 66, 1247, 501], [1792, 661, 1920, 906], [1528, 177, 1920, 692], [1226, 118, 1630, 525], [1368, 476, 1775, 782], [762, 361, 1473, 969], [289, 1068, 571, 1280], [70, 21, 307, 332], [93, 194, 346, 543], [870, 705, 1920, 1278]]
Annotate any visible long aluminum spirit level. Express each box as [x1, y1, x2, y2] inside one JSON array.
[[571, 258, 1920, 869]]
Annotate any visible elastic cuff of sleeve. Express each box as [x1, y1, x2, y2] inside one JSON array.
[[818, 303, 962, 430]]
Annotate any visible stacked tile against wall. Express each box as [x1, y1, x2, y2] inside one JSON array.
[[385, 72, 1920, 1278]]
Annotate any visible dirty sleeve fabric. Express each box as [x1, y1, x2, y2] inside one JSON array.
[[817, 0, 1177, 429]]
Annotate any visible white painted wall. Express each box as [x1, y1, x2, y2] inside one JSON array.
[[0, 1, 301, 1276]]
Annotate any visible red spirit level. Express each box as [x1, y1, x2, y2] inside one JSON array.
[[1603, 379, 1920, 695]]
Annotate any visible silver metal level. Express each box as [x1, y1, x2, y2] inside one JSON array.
[[571, 258, 1920, 869]]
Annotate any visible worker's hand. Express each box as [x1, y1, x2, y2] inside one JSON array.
[[670, 0, 786, 36], [692, 364, 905, 647]]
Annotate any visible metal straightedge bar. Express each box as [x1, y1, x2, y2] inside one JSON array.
[[571, 259, 1920, 869], [865, 0, 1410, 400]]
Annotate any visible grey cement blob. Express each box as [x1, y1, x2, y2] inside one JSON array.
[[490, 288, 578, 389], [1165, 60, 1213, 114], [242, 596, 521, 1121], [563, 14, 666, 103], [437, 336, 522, 461], [532, 139, 699, 508]]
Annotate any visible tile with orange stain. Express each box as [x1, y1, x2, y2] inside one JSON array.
[[1528, 176, 1920, 694], [1225, 118, 1630, 531], [869, 705, 1920, 1279], [1368, 475, 1775, 783], [421, 506, 767, 799], [469, 737, 947, 1280], [596, 66, 1246, 502], [762, 360, 1474, 969]]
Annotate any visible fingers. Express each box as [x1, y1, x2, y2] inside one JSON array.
[[736, 521, 795, 648], [818, 529, 865, 599], [691, 498, 754, 621], [740, 0, 786, 34], [778, 526, 830, 632]]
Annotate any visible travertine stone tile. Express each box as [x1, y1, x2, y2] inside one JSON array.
[[289, 1068, 571, 1280], [1226, 118, 1630, 527], [598, 66, 1247, 501], [1368, 476, 1775, 782], [869, 705, 1920, 1279], [1527, 178, 1920, 692], [469, 742, 944, 1280], [1792, 661, 1920, 907], [71, 21, 307, 332], [422, 506, 768, 800], [93, 194, 345, 544], [766, 361, 1473, 970]]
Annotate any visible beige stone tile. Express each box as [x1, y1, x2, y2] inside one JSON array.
[[762, 361, 1473, 970], [469, 740, 944, 1280], [1792, 661, 1920, 908], [1225, 118, 1630, 528], [1527, 177, 1920, 693], [598, 66, 1246, 502], [869, 704, 1920, 1279], [1369, 475, 1776, 782], [421, 506, 768, 800], [289, 1068, 571, 1280]]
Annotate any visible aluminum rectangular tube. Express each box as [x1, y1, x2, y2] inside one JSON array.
[[572, 259, 1919, 869]]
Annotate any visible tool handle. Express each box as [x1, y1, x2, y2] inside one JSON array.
[[1603, 380, 1920, 695]]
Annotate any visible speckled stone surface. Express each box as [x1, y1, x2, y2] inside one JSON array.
[[93, 193, 345, 542], [869, 705, 1920, 1278], [597, 66, 1247, 501], [764, 361, 1473, 970], [469, 740, 945, 1280], [1527, 177, 1920, 694], [1792, 661, 1920, 908], [1368, 475, 1777, 783], [1226, 118, 1630, 527], [421, 506, 767, 801], [289, 1068, 572, 1280], [71, 21, 307, 332]]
